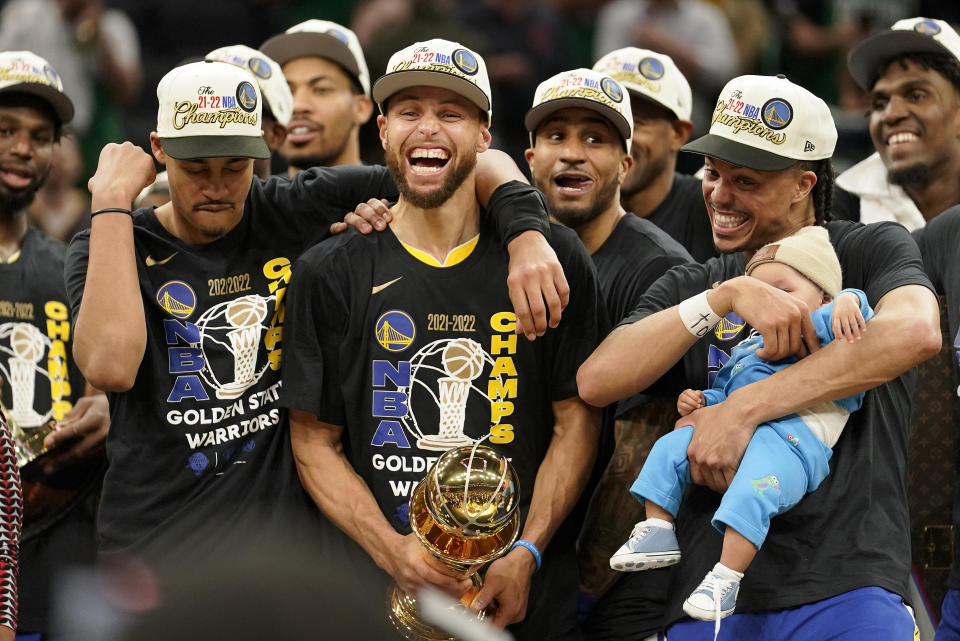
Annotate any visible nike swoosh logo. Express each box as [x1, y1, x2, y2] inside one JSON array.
[[371, 277, 402, 295], [145, 252, 178, 267]]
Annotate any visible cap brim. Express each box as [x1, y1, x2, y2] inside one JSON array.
[[0, 84, 74, 125], [682, 133, 797, 171], [373, 71, 490, 115], [161, 135, 270, 160], [525, 99, 632, 144], [848, 30, 955, 89], [260, 32, 361, 80]]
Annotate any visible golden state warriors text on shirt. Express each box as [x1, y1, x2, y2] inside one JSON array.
[[157, 256, 290, 475]]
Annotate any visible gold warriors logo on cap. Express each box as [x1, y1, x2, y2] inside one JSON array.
[[914, 19, 941, 35], [639, 57, 664, 80], [247, 57, 272, 79], [452, 49, 479, 76], [761, 98, 792, 131], [600, 76, 624, 103], [236, 81, 257, 113]]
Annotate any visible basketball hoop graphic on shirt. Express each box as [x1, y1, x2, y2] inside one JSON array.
[[0, 323, 52, 427], [397, 338, 502, 451], [195, 294, 273, 399]]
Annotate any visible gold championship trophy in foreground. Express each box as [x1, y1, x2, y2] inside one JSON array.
[[389, 444, 520, 640]]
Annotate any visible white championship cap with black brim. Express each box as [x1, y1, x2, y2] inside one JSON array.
[[260, 19, 370, 96], [156, 60, 269, 160], [848, 17, 960, 90], [682, 74, 836, 172], [206, 44, 293, 127], [524, 68, 633, 151], [0, 51, 74, 125], [593, 47, 691, 122], [373, 39, 491, 125]]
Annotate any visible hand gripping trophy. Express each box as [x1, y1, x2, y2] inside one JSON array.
[[389, 444, 520, 640]]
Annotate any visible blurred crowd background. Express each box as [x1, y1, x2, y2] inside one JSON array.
[[2, 0, 958, 241]]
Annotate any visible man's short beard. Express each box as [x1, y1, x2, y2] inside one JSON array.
[[385, 145, 476, 209], [0, 165, 49, 215], [888, 162, 932, 192], [543, 176, 619, 230], [620, 150, 668, 198]]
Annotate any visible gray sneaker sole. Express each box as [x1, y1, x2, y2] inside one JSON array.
[[682, 598, 734, 621], [609, 551, 681, 572]]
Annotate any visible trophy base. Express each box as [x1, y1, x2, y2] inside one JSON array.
[[387, 578, 485, 641]]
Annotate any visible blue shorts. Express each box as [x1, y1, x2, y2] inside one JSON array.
[[666, 587, 917, 641], [936, 589, 960, 640]]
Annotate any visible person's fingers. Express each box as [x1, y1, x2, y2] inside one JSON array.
[[342, 211, 373, 234], [507, 280, 536, 341], [800, 312, 820, 354], [522, 279, 548, 337], [541, 272, 563, 330]]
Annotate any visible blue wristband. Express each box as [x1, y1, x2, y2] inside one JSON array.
[[511, 539, 542, 570]]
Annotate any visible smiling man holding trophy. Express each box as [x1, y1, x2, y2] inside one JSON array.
[[281, 38, 605, 640]]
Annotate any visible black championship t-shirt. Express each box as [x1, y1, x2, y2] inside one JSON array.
[[64, 165, 398, 558], [621, 220, 931, 622], [1, 225, 93, 631], [644, 172, 718, 263], [281, 221, 604, 539], [592, 213, 692, 415], [914, 206, 960, 590]]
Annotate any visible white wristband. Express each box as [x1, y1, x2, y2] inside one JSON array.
[[677, 290, 722, 337]]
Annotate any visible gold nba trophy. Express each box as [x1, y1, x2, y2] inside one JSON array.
[[389, 444, 520, 640]]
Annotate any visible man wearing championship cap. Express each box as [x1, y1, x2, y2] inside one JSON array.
[[0, 50, 112, 640], [206, 45, 293, 180], [836, 17, 960, 229], [592, 48, 715, 262], [66, 57, 564, 566], [261, 20, 374, 173], [578, 73, 940, 640], [281, 40, 604, 639], [521, 66, 693, 624]]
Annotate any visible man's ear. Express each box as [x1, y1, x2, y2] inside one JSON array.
[[794, 170, 817, 203], [618, 149, 634, 184], [354, 95, 374, 126], [149, 132, 167, 165], [263, 121, 287, 151], [669, 119, 694, 152], [476, 124, 492, 154], [377, 115, 388, 150]]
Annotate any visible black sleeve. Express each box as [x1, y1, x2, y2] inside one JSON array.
[[63, 229, 91, 321], [619, 261, 712, 328], [916, 205, 960, 293], [548, 227, 607, 401], [483, 181, 552, 247], [832, 221, 933, 305], [255, 164, 399, 228], [280, 242, 350, 425], [616, 262, 714, 397], [610, 251, 694, 326], [831, 185, 861, 223]]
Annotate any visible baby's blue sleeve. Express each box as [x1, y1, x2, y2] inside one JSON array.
[[703, 389, 726, 406]]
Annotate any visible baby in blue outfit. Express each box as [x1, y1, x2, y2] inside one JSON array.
[[610, 226, 873, 625]]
